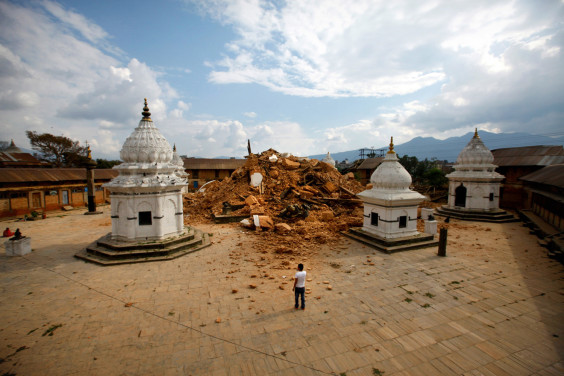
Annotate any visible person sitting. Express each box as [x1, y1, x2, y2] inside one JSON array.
[[3, 228, 14, 237], [10, 229, 23, 240]]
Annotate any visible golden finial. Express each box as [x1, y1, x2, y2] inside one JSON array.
[[474, 128, 479, 138], [87, 145, 92, 160], [173, 143, 177, 152], [142, 98, 152, 121], [387, 136, 395, 154]]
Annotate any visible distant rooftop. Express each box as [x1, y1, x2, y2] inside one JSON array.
[[0, 168, 118, 184], [356, 157, 385, 170], [182, 158, 246, 170], [520, 164, 564, 189], [492, 145, 564, 167]]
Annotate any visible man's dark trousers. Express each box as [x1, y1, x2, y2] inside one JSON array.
[[295, 287, 305, 309]]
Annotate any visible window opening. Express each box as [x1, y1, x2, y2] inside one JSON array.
[[139, 211, 152, 226]]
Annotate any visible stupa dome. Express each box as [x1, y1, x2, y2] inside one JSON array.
[[456, 129, 494, 165], [370, 138, 412, 190], [120, 99, 173, 164]]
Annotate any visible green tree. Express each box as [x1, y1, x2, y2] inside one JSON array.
[[25, 131, 88, 167], [398, 155, 419, 176], [95, 159, 121, 169], [424, 168, 447, 188]]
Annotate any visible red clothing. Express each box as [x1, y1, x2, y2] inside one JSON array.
[[3, 229, 14, 237]]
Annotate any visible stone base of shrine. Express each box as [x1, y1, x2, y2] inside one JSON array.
[[75, 226, 211, 266], [342, 228, 438, 254], [435, 206, 517, 223]]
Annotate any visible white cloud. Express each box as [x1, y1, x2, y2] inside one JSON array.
[[162, 117, 316, 158], [243, 111, 257, 118], [0, 1, 177, 159], [189, 0, 564, 143], [169, 100, 192, 118]]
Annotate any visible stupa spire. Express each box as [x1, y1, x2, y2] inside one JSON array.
[[474, 128, 479, 138], [387, 136, 395, 154], [142, 98, 152, 121]]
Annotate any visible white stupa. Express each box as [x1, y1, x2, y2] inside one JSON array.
[[172, 144, 189, 182], [322, 152, 335, 167], [445, 129, 504, 212], [357, 138, 425, 239], [104, 99, 187, 240]]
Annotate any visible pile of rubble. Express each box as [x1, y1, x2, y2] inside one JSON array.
[[183, 149, 366, 247]]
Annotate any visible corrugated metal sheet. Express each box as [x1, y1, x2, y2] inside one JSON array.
[[356, 157, 384, 170], [492, 145, 564, 167], [519, 164, 564, 189], [182, 158, 246, 170], [0, 168, 118, 183], [0, 152, 42, 163]]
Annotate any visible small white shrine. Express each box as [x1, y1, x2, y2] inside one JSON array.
[[322, 152, 335, 167], [104, 99, 187, 240], [357, 138, 425, 239], [445, 129, 504, 212], [172, 144, 189, 183]]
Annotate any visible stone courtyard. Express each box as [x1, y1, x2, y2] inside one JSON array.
[[0, 208, 563, 375]]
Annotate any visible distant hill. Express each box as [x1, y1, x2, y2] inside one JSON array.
[[310, 131, 564, 163]]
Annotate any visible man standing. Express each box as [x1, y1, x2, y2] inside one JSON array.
[[293, 263, 306, 310]]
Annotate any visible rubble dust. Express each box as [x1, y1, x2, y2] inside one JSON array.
[[183, 149, 366, 252]]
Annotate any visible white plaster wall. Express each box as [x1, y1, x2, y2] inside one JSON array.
[[162, 197, 178, 236], [109, 191, 184, 240], [363, 203, 418, 239], [448, 181, 500, 212]]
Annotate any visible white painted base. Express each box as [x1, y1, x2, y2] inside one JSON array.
[[110, 190, 184, 241], [424, 220, 438, 235], [421, 208, 434, 220], [447, 180, 501, 212], [4, 237, 32, 256], [362, 203, 419, 239]]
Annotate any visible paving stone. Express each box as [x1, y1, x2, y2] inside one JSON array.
[[0, 210, 562, 375]]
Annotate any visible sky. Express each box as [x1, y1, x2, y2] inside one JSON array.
[[0, 0, 563, 160]]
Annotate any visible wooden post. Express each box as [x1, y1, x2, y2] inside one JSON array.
[[438, 228, 447, 257]]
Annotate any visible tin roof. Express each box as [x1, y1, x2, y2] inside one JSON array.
[[519, 164, 564, 189], [182, 158, 246, 170], [0, 168, 118, 183], [356, 157, 385, 170], [492, 145, 564, 167], [0, 151, 45, 166]]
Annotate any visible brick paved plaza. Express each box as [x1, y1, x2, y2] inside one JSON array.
[[0, 209, 562, 375]]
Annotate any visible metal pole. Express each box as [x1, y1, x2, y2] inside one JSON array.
[[438, 228, 447, 257]]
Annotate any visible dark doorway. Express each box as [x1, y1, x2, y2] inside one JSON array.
[[371, 213, 378, 226], [455, 184, 467, 207], [399, 216, 407, 228]]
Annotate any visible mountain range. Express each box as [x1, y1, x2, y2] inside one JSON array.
[[309, 131, 564, 163]]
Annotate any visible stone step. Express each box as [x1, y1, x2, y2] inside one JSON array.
[[434, 207, 517, 223], [346, 228, 436, 247], [342, 230, 439, 254], [75, 241, 211, 266], [86, 236, 204, 259], [74, 228, 211, 266]]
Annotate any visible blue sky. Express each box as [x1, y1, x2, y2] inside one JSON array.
[[1, 0, 563, 159]]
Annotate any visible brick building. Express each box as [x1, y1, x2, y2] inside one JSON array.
[[182, 158, 246, 191], [492, 145, 564, 209], [0, 168, 117, 217]]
